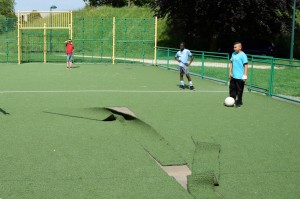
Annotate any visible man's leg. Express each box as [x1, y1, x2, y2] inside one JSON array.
[[66, 55, 69, 68], [179, 67, 185, 89], [180, 74, 184, 89], [236, 79, 245, 106], [186, 74, 195, 90], [184, 66, 195, 90], [67, 54, 70, 68], [69, 54, 73, 68], [229, 78, 237, 100]]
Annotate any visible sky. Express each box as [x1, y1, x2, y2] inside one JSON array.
[[15, 0, 86, 12]]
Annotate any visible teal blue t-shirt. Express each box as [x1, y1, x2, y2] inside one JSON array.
[[231, 51, 248, 79]]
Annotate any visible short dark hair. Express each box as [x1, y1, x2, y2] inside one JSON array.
[[234, 42, 242, 45]]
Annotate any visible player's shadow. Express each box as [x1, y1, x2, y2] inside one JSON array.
[[0, 108, 10, 115], [43, 111, 101, 122], [176, 84, 190, 89], [71, 65, 80, 69]]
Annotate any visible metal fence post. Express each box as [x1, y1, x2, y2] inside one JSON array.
[[82, 18, 85, 63], [5, 18, 8, 63], [201, 52, 205, 78], [92, 18, 94, 63], [154, 17, 158, 66], [17, 12, 21, 64], [43, 23, 47, 64], [225, 53, 230, 85], [268, 58, 275, 96], [112, 17, 116, 64], [249, 56, 254, 92], [167, 48, 170, 70]]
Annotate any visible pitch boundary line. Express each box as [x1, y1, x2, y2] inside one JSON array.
[[0, 89, 231, 94]]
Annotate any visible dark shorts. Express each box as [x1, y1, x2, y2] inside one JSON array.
[[66, 54, 73, 62]]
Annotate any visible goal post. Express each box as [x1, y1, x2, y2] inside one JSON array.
[[17, 11, 72, 64]]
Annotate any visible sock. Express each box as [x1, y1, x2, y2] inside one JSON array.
[[189, 81, 193, 86], [180, 81, 184, 86]]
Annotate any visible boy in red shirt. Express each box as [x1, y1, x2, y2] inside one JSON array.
[[64, 39, 74, 69]]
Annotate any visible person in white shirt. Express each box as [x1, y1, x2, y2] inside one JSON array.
[[175, 42, 195, 90]]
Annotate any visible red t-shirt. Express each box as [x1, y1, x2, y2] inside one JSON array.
[[66, 43, 74, 54]]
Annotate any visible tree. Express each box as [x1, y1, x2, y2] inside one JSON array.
[[151, 0, 300, 51], [28, 10, 42, 21], [83, 0, 127, 7], [0, 0, 16, 18], [133, 0, 153, 6]]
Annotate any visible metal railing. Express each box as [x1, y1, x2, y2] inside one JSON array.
[[156, 47, 300, 103]]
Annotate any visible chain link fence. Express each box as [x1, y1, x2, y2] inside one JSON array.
[[0, 17, 155, 64]]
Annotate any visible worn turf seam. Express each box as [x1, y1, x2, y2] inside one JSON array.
[[188, 140, 222, 199]]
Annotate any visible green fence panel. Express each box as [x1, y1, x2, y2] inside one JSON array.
[[73, 18, 113, 63], [271, 59, 300, 102], [247, 55, 273, 94], [21, 29, 44, 63], [115, 18, 154, 64], [156, 47, 229, 84], [0, 18, 18, 63], [46, 29, 70, 63], [200, 52, 229, 83]]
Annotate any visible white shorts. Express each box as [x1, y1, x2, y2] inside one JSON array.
[[179, 65, 189, 75]]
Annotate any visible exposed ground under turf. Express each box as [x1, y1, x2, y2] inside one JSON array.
[[0, 63, 299, 199]]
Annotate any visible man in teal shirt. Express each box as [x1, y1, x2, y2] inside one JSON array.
[[229, 42, 248, 108]]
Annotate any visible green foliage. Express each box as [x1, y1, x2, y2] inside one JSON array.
[[0, 0, 16, 18], [83, 0, 127, 7], [83, 0, 110, 7], [111, 0, 127, 7], [28, 10, 42, 21], [151, 0, 300, 53], [133, 0, 153, 6]]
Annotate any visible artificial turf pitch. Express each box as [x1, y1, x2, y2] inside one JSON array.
[[0, 63, 299, 198]]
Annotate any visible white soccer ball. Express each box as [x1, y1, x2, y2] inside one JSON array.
[[224, 97, 235, 107]]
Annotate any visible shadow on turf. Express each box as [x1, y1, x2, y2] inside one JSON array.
[[176, 84, 190, 89], [43, 107, 186, 166], [71, 65, 80, 69], [0, 108, 10, 115], [187, 137, 222, 198], [43, 111, 102, 122]]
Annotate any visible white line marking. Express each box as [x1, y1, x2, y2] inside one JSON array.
[[0, 89, 229, 94]]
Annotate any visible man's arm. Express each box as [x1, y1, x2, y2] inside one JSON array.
[[186, 55, 194, 66], [229, 61, 233, 79], [175, 52, 181, 63], [242, 54, 248, 81], [242, 64, 248, 81]]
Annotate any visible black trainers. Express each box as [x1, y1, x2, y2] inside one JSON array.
[[235, 104, 241, 108], [189, 85, 196, 91], [180, 85, 185, 90]]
